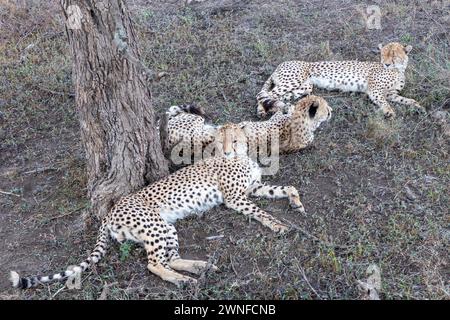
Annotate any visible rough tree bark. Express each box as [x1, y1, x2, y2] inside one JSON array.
[[61, 0, 168, 219]]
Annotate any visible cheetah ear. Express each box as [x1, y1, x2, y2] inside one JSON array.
[[377, 43, 383, 51], [308, 101, 319, 118], [404, 45, 412, 54]]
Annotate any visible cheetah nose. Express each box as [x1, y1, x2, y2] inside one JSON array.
[[224, 151, 232, 156], [384, 63, 391, 68]]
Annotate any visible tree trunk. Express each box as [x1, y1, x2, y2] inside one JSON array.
[[61, 0, 168, 219]]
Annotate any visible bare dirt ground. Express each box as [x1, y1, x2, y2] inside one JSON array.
[[0, 0, 449, 299]]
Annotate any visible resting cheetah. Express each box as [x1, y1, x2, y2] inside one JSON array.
[[241, 95, 332, 156], [257, 42, 424, 118], [161, 95, 332, 163], [10, 125, 305, 289]]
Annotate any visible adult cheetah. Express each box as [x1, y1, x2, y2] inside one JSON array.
[[257, 42, 424, 118], [10, 125, 305, 289]]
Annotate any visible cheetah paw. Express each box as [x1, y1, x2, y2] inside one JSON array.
[[193, 261, 220, 274], [383, 110, 396, 119], [208, 264, 220, 272], [272, 223, 289, 235], [292, 204, 306, 214]]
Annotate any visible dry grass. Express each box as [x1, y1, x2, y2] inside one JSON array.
[[0, 0, 449, 300]]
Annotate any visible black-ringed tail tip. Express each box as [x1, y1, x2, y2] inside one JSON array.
[[9, 267, 81, 289], [9, 271, 22, 288], [10, 270, 48, 289]]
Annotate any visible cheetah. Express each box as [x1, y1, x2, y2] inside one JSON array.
[[10, 125, 305, 289], [241, 95, 332, 156], [257, 42, 424, 118], [161, 95, 332, 164]]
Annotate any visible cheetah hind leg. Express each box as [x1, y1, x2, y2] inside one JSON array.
[[256, 84, 288, 117], [386, 92, 426, 114], [143, 230, 197, 287], [169, 259, 219, 275], [165, 224, 219, 275], [147, 262, 197, 287]]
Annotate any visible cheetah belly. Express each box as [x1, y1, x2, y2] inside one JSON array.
[[310, 74, 368, 92], [159, 185, 224, 225]]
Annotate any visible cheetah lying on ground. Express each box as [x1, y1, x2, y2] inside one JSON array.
[[161, 95, 331, 164], [257, 42, 424, 118], [241, 95, 332, 156], [10, 125, 305, 289]]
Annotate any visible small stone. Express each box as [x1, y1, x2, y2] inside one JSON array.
[[404, 185, 417, 201], [423, 175, 438, 185], [431, 110, 448, 123]]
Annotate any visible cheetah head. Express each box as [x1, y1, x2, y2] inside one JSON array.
[[378, 42, 412, 71], [291, 95, 332, 129], [214, 123, 248, 157]]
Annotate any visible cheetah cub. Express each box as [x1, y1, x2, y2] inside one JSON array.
[[257, 42, 424, 118], [10, 125, 305, 289]]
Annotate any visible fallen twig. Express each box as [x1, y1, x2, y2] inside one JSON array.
[[0, 190, 21, 197], [229, 254, 239, 276], [51, 285, 66, 299], [48, 206, 86, 221], [23, 166, 58, 175], [296, 263, 323, 299], [281, 217, 350, 250], [205, 235, 224, 240]]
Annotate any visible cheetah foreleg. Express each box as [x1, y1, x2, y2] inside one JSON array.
[[247, 184, 305, 213], [224, 196, 289, 234], [367, 89, 396, 118], [386, 92, 425, 113]]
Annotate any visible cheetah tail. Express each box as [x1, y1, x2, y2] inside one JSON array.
[[256, 76, 285, 116], [9, 220, 110, 289], [167, 104, 207, 118]]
